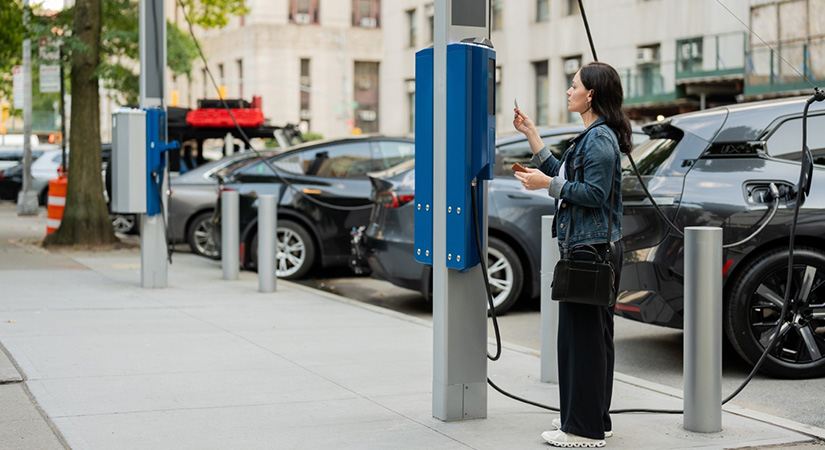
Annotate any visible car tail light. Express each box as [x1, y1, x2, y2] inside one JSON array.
[[376, 190, 414, 208]]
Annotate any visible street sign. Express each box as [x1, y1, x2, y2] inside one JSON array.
[[39, 65, 60, 93], [39, 37, 60, 62], [12, 65, 23, 109]]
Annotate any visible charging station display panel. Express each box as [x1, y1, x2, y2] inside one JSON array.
[[451, 0, 486, 27]]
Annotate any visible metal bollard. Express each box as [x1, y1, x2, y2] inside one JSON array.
[[258, 194, 278, 292], [221, 190, 240, 281], [540, 215, 560, 383], [683, 226, 723, 433]]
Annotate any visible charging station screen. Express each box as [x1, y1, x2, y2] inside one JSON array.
[[451, 0, 486, 27]]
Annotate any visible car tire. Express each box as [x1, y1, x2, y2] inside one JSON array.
[[486, 236, 523, 316], [187, 211, 219, 259], [111, 213, 138, 235], [251, 219, 316, 280], [726, 246, 825, 378]]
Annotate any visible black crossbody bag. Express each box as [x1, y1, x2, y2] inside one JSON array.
[[551, 151, 618, 307]]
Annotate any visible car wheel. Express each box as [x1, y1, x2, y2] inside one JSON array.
[[187, 211, 219, 259], [251, 219, 316, 280], [111, 214, 137, 234], [486, 236, 523, 315], [726, 246, 825, 378]]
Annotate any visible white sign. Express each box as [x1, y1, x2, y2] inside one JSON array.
[[39, 37, 60, 62], [40, 65, 60, 93], [12, 65, 23, 109]]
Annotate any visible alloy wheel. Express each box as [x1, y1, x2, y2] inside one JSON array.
[[192, 219, 218, 258], [487, 246, 514, 310], [748, 263, 825, 366], [276, 227, 307, 278]]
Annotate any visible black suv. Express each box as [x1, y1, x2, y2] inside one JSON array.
[[618, 96, 825, 378]]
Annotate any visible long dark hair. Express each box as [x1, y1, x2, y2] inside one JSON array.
[[579, 62, 633, 154]]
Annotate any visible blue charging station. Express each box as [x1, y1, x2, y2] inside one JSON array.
[[144, 108, 180, 217], [415, 41, 496, 271]]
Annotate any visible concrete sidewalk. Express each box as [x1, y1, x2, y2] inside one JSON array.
[[0, 203, 823, 449]]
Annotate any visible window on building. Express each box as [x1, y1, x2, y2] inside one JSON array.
[[563, 56, 582, 123], [217, 63, 225, 98], [407, 9, 417, 47], [677, 37, 703, 74], [289, 0, 319, 25], [202, 68, 208, 99], [492, 0, 503, 30], [426, 3, 434, 44], [537, 0, 549, 21], [300, 58, 311, 131], [236, 59, 243, 99], [534, 61, 549, 126], [566, 0, 580, 15], [354, 61, 380, 133], [353, 0, 380, 28], [406, 79, 416, 134], [635, 44, 661, 97]]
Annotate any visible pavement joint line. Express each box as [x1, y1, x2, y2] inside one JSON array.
[[284, 279, 825, 442], [0, 340, 71, 449]]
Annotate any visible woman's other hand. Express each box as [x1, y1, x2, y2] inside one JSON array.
[[514, 168, 551, 190], [513, 108, 535, 136]]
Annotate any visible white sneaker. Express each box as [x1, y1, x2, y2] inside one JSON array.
[[541, 429, 606, 448], [551, 418, 613, 438]]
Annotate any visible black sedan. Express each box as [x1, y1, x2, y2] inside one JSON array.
[[356, 127, 647, 315], [618, 96, 825, 378], [214, 136, 416, 279]]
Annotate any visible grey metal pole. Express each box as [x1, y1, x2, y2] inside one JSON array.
[[221, 190, 240, 280], [540, 215, 560, 383], [431, 0, 489, 421], [139, 0, 168, 288], [684, 226, 723, 433], [17, 0, 38, 216], [258, 194, 277, 292]]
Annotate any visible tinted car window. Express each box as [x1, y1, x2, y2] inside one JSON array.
[[623, 138, 680, 176], [493, 133, 578, 177], [375, 141, 415, 170], [766, 114, 825, 165], [304, 143, 374, 178]]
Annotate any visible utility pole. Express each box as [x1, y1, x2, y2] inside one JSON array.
[[18, 0, 39, 215], [139, 0, 168, 288]]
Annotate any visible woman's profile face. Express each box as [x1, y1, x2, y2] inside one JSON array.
[[566, 70, 592, 114]]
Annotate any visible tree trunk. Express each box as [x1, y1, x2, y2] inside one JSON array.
[[44, 0, 116, 247]]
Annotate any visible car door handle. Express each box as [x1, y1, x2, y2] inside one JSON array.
[[302, 188, 322, 195], [507, 194, 531, 200]]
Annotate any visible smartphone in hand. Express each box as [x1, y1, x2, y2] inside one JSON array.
[[514, 98, 520, 110], [512, 162, 529, 173]]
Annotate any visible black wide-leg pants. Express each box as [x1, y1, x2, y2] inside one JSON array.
[[557, 240, 623, 440]]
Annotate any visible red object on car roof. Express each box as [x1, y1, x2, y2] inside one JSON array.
[[185, 98, 265, 128]]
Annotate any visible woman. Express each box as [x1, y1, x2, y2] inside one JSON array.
[[513, 61, 631, 448]]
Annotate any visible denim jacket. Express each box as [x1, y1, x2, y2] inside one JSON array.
[[530, 117, 622, 254]]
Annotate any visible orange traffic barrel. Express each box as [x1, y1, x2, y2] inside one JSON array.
[[46, 173, 68, 235]]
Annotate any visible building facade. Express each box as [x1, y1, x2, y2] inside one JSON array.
[[167, 0, 382, 140], [380, 0, 824, 137]]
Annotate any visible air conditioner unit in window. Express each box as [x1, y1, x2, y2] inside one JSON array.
[[294, 13, 311, 24], [300, 109, 312, 120], [635, 48, 657, 65], [357, 79, 373, 90], [300, 76, 311, 87], [680, 41, 701, 61], [359, 110, 377, 121], [563, 59, 580, 75], [360, 17, 377, 28]]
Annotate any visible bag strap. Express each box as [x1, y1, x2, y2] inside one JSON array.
[[563, 141, 619, 259]]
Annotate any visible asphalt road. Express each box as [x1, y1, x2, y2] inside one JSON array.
[[297, 271, 825, 431]]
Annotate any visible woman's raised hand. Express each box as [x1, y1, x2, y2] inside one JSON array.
[[513, 108, 534, 136]]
